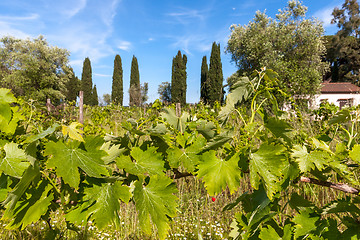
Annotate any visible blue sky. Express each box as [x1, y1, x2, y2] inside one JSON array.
[[0, 0, 343, 105]]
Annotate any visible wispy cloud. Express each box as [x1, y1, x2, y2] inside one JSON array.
[[62, 0, 87, 18], [170, 34, 212, 55], [314, 6, 336, 27], [117, 40, 132, 51], [0, 13, 39, 21], [94, 73, 112, 77], [166, 8, 206, 25], [0, 21, 30, 38]]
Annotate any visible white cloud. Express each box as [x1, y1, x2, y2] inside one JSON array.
[[0, 21, 31, 39], [62, 0, 87, 18], [0, 13, 39, 21], [166, 8, 206, 25], [0, 13, 40, 39], [100, 0, 120, 27], [94, 73, 112, 77], [314, 6, 336, 27], [117, 40, 132, 51], [170, 35, 211, 55]]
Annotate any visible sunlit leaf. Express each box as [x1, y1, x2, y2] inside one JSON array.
[[0, 142, 32, 178], [250, 143, 286, 200], [44, 138, 108, 189], [62, 122, 84, 142], [116, 147, 165, 176], [197, 151, 241, 195], [134, 175, 178, 240]]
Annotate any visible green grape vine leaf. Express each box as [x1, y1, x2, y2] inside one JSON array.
[[62, 122, 85, 142], [167, 134, 206, 173], [329, 108, 351, 125], [160, 107, 189, 133], [265, 117, 294, 144], [116, 147, 165, 176], [67, 182, 131, 229], [44, 138, 108, 189], [349, 145, 360, 163], [24, 123, 60, 143], [218, 76, 254, 123], [4, 180, 53, 230], [249, 143, 286, 200], [259, 225, 285, 240], [0, 142, 33, 178], [291, 145, 329, 173], [197, 150, 241, 195], [134, 175, 178, 240], [293, 209, 319, 239], [2, 163, 40, 216], [100, 142, 125, 164], [0, 173, 10, 202]]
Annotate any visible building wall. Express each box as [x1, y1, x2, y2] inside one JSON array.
[[312, 93, 360, 108]]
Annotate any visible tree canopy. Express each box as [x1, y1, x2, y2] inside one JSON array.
[[158, 82, 171, 104], [129, 55, 140, 107], [171, 51, 187, 105], [81, 57, 93, 105], [324, 0, 360, 84], [200, 56, 209, 104], [0, 35, 71, 103], [208, 42, 223, 105], [111, 54, 123, 105], [227, 0, 328, 97]]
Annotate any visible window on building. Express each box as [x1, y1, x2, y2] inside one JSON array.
[[338, 98, 354, 109]]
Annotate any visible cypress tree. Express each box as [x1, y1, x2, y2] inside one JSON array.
[[200, 55, 209, 104], [171, 50, 187, 105], [92, 85, 99, 106], [65, 68, 81, 102], [111, 54, 123, 105], [81, 57, 93, 105], [129, 55, 140, 107], [208, 42, 223, 105]]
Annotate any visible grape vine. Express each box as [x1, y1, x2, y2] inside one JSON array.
[[1, 69, 360, 239]]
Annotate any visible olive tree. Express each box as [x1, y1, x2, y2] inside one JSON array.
[[227, 0, 328, 98], [0, 35, 71, 103]]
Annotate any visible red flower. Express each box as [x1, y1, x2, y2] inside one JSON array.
[[211, 197, 216, 202]]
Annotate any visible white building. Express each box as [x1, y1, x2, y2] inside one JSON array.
[[313, 82, 360, 109]]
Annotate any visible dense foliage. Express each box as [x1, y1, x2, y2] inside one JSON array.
[[129, 55, 140, 107], [64, 68, 81, 102], [0, 35, 72, 103], [208, 42, 224, 105], [200, 55, 209, 103], [171, 50, 187, 105], [158, 81, 171, 104], [227, 1, 328, 97], [81, 57, 94, 105], [324, 0, 360, 84], [1, 68, 360, 239], [111, 54, 123, 105], [92, 85, 99, 106]]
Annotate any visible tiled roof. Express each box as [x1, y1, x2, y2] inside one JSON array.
[[321, 82, 360, 93]]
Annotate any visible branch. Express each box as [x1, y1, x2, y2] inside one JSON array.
[[170, 168, 193, 179], [300, 176, 359, 195]]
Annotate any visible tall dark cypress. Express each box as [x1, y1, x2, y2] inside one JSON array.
[[208, 42, 223, 105], [129, 55, 140, 107], [171, 50, 187, 105], [92, 84, 99, 106], [65, 68, 81, 102], [111, 54, 123, 105], [200, 55, 208, 104], [81, 57, 93, 105]]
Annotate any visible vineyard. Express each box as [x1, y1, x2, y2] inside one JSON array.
[[1, 69, 360, 239]]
